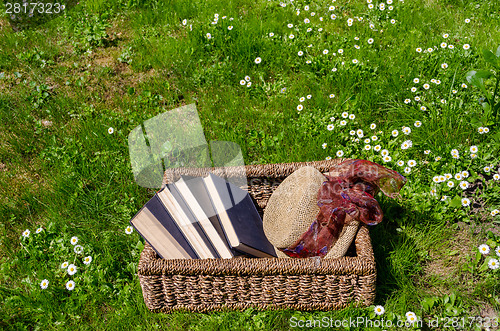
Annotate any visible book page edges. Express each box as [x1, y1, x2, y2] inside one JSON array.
[[157, 188, 215, 259], [130, 208, 190, 259], [175, 179, 234, 259]]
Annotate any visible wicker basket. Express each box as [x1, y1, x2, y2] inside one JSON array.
[[137, 159, 376, 313]]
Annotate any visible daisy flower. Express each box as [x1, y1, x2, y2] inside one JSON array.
[[108, 127, 114, 134], [206, 33, 212, 39], [342, 112, 349, 118], [374, 145, 381, 152], [22, 229, 30, 238], [465, 18, 470, 23], [484, 127, 489, 133], [496, 246, 500, 257], [364, 145, 371, 151], [492, 209, 499, 216], [336, 150, 344, 157], [440, 42, 447, 48], [441, 99, 447, 104], [404, 99, 411, 104], [371, 136, 378, 141], [441, 63, 448, 69], [61, 261, 69, 269], [331, 14, 337, 19], [287, 23, 293, 28], [297, 51, 303, 56], [381, 149, 389, 156], [368, 3, 374, 9], [83, 256, 92, 265], [470, 154, 477, 159], [70, 236, 78, 245], [454, 173, 463, 180], [228, 26, 233, 30], [404, 167, 411, 174], [327, 124, 334, 131], [459, 181, 469, 189], [329, 94, 335, 98], [254, 57, 262, 64], [439, 175, 446, 182], [182, 19, 187, 26], [461, 83, 467, 88], [489, 259, 499, 270], [432, 176, 440, 183], [406, 312, 418, 324], [461, 198, 471, 207], [269, 32, 274, 37], [484, 166, 491, 172], [338, 49, 343, 54], [402, 126, 411, 135], [423, 83, 430, 90], [245, 76, 251, 82], [352, 59, 359, 64], [392, 130, 399, 137], [443, 33, 449, 38], [479, 244, 490, 255], [357, 129, 364, 137], [74, 245, 83, 254], [374, 305, 385, 315], [125, 226, 134, 234], [349, 114, 355, 120], [494, 174, 500, 181], [40, 279, 49, 289], [416, 48, 422, 53], [447, 181, 454, 188], [420, 106, 427, 111], [340, 120, 347, 126], [66, 280, 75, 291], [463, 44, 470, 50], [391, 19, 396, 24], [239, 80, 246, 86], [67, 264, 77, 276], [289, 34, 295, 39], [414, 121, 422, 127], [415, 96, 421, 101], [461, 170, 469, 178], [349, 130, 356, 135], [398, 160, 405, 167], [408, 160, 417, 167], [305, 60, 311, 64], [322, 143, 327, 149], [448, 44, 454, 49], [470, 146, 478, 153], [36, 227, 43, 234], [435, 156, 442, 161], [368, 38, 374, 44], [296, 104, 303, 111], [424, 150, 430, 154], [383, 156, 392, 163], [299, 97, 305, 102], [401, 140, 412, 150], [325, 156, 332, 160], [306, 95, 312, 99]]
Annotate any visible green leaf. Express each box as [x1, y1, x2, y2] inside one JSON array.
[[496, 45, 500, 58], [450, 292, 456, 306], [483, 49, 498, 67], [450, 196, 462, 207], [482, 102, 491, 112], [479, 260, 489, 272], [473, 70, 493, 79]]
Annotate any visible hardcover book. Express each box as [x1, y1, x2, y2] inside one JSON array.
[[129, 194, 197, 259], [203, 173, 277, 258]]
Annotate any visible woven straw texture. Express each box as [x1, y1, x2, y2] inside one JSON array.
[[139, 159, 376, 313]]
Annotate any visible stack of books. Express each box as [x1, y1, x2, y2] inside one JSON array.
[[130, 173, 277, 259]]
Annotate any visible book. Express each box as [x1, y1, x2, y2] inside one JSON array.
[[173, 177, 234, 258], [129, 194, 197, 259], [157, 187, 218, 259], [203, 173, 278, 258]]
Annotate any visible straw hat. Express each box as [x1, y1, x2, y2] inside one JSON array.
[[263, 166, 359, 259]]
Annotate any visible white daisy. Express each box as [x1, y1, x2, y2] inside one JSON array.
[[461, 198, 471, 207], [245, 76, 251, 82], [329, 94, 335, 98], [83, 256, 93, 265], [494, 174, 500, 181], [325, 156, 332, 160], [336, 150, 344, 157], [470, 146, 478, 153], [463, 44, 470, 50], [392, 130, 399, 137], [484, 166, 491, 173], [108, 127, 114, 134], [340, 120, 347, 126], [398, 160, 405, 167], [67, 264, 77, 276], [479, 244, 490, 255], [269, 32, 274, 37], [22, 229, 30, 238], [414, 121, 422, 127], [489, 259, 499, 270], [206, 33, 212, 39], [496, 246, 500, 257], [454, 173, 463, 180], [374, 305, 385, 315], [40, 279, 49, 289], [125, 226, 134, 234], [440, 42, 447, 48], [408, 160, 417, 167], [297, 105, 303, 111], [402, 126, 411, 134], [459, 181, 469, 189], [254, 57, 262, 64], [70, 236, 78, 245], [383, 156, 392, 163], [404, 99, 411, 104], [342, 112, 349, 118], [228, 26, 233, 30], [404, 167, 411, 174], [368, 38, 374, 44], [306, 95, 312, 99], [74, 245, 83, 254], [416, 47, 422, 53], [298, 51, 303, 56], [327, 124, 334, 131], [465, 18, 470, 23], [461, 170, 469, 178], [441, 63, 448, 69], [66, 280, 75, 291], [239, 80, 246, 86], [349, 114, 355, 120], [381, 149, 389, 156], [364, 145, 371, 151], [447, 181, 454, 188], [322, 143, 327, 149], [424, 150, 430, 154], [401, 140, 412, 150], [406, 312, 417, 324], [36, 227, 43, 234], [349, 130, 356, 136], [374, 145, 381, 152]]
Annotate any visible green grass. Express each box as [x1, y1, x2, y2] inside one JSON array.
[[1, 0, 499, 329]]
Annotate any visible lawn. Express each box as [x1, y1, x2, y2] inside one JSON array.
[[0, 0, 499, 329]]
